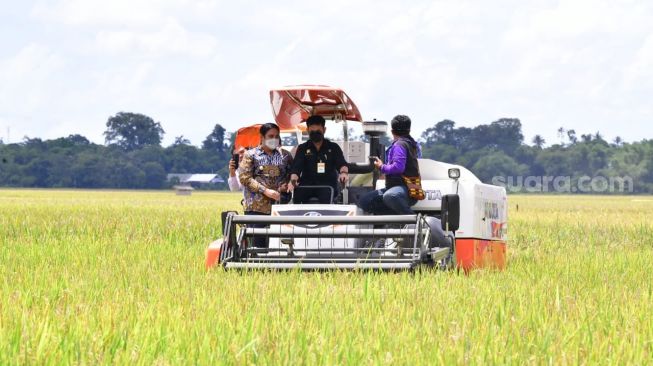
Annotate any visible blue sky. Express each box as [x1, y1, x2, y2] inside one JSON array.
[[1, 0, 652, 146]]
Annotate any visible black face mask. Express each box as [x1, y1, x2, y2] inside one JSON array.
[[309, 130, 324, 143]]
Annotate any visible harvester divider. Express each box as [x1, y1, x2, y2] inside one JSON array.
[[428, 247, 451, 262]]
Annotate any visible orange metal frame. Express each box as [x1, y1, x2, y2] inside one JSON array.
[[454, 239, 506, 272]]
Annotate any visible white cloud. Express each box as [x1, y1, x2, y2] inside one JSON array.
[[624, 33, 653, 84], [0, 43, 64, 82], [0, 0, 649, 147], [31, 0, 221, 28], [94, 20, 218, 57], [506, 0, 652, 43], [0, 44, 67, 139]]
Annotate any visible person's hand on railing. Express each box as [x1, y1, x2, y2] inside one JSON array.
[[338, 171, 349, 185], [288, 174, 300, 192], [372, 157, 383, 169]]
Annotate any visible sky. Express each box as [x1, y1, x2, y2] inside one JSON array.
[[0, 0, 652, 147]]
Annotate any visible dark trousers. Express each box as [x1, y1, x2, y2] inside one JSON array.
[[358, 185, 416, 215], [292, 186, 334, 204], [244, 211, 269, 248]]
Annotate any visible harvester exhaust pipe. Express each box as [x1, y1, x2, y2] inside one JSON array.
[[347, 120, 387, 186]]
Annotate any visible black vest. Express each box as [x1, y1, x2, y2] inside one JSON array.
[[385, 138, 420, 189]]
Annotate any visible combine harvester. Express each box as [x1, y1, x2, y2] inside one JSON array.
[[206, 86, 507, 271]]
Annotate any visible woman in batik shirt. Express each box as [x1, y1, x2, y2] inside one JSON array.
[[238, 123, 292, 247]]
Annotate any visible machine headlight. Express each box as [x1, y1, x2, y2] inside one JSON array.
[[448, 168, 461, 179]]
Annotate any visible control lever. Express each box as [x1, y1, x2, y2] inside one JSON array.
[[339, 181, 349, 205], [289, 179, 298, 204]]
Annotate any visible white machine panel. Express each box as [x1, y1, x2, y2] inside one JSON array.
[[375, 159, 507, 241], [334, 140, 367, 164]]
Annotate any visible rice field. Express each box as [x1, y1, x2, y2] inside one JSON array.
[[1, 189, 652, 365]]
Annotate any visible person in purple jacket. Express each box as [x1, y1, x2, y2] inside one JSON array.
[[358, 115, 422, 215]]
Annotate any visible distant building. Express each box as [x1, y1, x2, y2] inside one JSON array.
[[184, 174, 225, 184], [167, 173, 225, 195], [166, 173, 224, 184], [174, 185, 193, 196]]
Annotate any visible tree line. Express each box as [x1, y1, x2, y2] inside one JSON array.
[[0, 112, 232, 189], [0, 112, 651, 193], [419, 119, 653, 193]]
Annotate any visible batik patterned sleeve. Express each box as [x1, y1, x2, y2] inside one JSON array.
[[239, 151, 265, 194]]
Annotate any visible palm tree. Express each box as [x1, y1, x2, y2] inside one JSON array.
[[557, 127, 566, 144], [174, 135, 191, 146], [532, 135, 546, 149], [594, 132, 604, 142], [567, 129, 577, 144]]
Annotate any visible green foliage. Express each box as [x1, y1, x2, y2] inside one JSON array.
[[471, 151, 529, 183], [202, 124, 227, 153], [104, 112, 165, 151], [142, 162, 166, 189]]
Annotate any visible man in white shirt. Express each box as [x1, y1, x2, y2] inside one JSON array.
[[228, 147, 246, 192]]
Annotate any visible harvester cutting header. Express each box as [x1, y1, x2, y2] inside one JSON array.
[[207, 85, 508, 271]]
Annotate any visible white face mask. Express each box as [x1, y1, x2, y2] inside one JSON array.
[[264, 138, 279, 150]]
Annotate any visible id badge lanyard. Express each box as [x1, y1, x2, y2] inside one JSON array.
[[317, 153, 326, 174]]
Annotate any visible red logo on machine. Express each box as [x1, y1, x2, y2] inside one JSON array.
[[491, 221, 506, 238]]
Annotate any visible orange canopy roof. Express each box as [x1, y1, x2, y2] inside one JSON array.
[[233, 123, 304, 151], [233, 124, 262, 151], [269, 85, 363, 129]]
